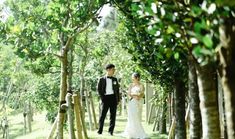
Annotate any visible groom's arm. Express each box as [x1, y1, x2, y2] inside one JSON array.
[[117, 79, 120, 103], [97, 77, 104, 101]]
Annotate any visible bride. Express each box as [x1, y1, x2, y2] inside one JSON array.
[[122, 72, 148, 139]]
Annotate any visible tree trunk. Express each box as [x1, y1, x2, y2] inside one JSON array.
[[79, 57, 87, 131], [168, 117, 176, 139], [160, 99, 167, 134], [174, 78, 186, 139], [85, 90, 93, 130], [218, 17, 235, 139], [68, 42, 74, 92], [66, 93, 75, 139], [153, 106, 160, 131], [89, 91, 98, 129], [196, 64, 221, 139], [23, 101, 28, 134], [47, 115, 58, 139], [57, 46, 68, 139], [67, 44, 75, 139], [73, 94, 83, 139], [168, 92, 172, 130], [80, 74, 85, 108], [222, 86, 228, 139], [79, 34, 88, 109], [218, 76, 228, 139], [121, 91, 127, 116], [170, 90, 174, 134], [188, 55, 202, 139], [1, 81, 13, 111], [147, 103, 154, 124], [27, 101, 32, 133]]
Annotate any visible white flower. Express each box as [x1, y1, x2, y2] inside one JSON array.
[[175, 33, 181, 38], [174, 12, 178, 17], [155, 38, 163, 44], [151, 3, 157, 13], [208, 3, 216, 14], [201, 1, 207, 11], [155, 31, 161, 36], [160, 7, 165, 16], [190, 38, 198, 44]]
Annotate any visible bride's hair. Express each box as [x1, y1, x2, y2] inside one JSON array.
[[132, 72, 140, 80]]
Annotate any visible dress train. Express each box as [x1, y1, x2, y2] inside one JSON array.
[[122, 99, 148, 139]]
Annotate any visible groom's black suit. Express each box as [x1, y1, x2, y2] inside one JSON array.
[[97, 76, 120, 135]]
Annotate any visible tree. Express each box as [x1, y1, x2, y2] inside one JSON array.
[[112, 0, 235, 138], [4, 0, 108, 138]]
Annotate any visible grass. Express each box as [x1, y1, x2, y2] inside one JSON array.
[[0, 103, 168, 139], [87, 114, 167, 139], [0, 111, 52, 139]]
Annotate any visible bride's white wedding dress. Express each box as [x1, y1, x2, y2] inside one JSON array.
[[122, 85, 148, 139]]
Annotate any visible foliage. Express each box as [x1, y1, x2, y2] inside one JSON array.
[[4, 0, 107, 68], [112, 0, 235, 91], [1, 1, 137, 120], [3, 0, 109, 120], [73, 24, 136, 93], [113, 1, 188, 91], [0, 45, 35, 110]]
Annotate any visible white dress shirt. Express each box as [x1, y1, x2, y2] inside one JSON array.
[[105, 77, 114, 95]]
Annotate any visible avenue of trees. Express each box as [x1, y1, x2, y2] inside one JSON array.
[[0, 0, 235, 139]]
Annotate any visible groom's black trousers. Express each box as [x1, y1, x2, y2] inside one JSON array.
[[98, 94, 117, 134]]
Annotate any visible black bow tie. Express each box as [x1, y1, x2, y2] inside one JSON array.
[[107, 76, 113, 79]]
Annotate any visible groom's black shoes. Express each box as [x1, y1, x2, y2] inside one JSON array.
[[97, 131, 113, 136], [109, 132, 113, 136]]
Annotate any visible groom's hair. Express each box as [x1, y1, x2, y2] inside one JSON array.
[[105, 64, 115, 70]]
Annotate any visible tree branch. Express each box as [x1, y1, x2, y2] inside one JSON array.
[[59, 0, 71, 46], [53, 53, 63, 60], [64, 37, 74, 53], [73, 20, 94, 37]]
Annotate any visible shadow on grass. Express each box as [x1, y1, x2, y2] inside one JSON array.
[[149, 132, 168, 139], [8, 122, 25, 139]]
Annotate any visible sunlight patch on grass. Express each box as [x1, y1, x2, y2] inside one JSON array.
[[6, 111, 51, 139]]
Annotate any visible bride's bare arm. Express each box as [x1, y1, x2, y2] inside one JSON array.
[[135, 84, 145, 100]]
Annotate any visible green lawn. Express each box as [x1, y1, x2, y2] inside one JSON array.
[[0, 104, 167, 139], [87, 114, 167, 139]]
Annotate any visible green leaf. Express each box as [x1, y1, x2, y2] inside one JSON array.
[[200, 19, 207, 29], [190, 6, 203, 17], [131, 4, 140, 12], [156, 52, 163, 59], [202, 35, 213, 48], [166, 51, 172, 58], [192, 45, 201, 57], [183, 18, 192, 23], [200, 47, 213, 55], [216, 0, 235, 6], [166, 26, 175, 34], [194, 22, 201, 34], [146, 26, 157, 35], [144, 6, 154, 15], [174, 52, 179, 60]]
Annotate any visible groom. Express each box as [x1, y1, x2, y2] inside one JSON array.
[[97, 64, 120, 135]]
